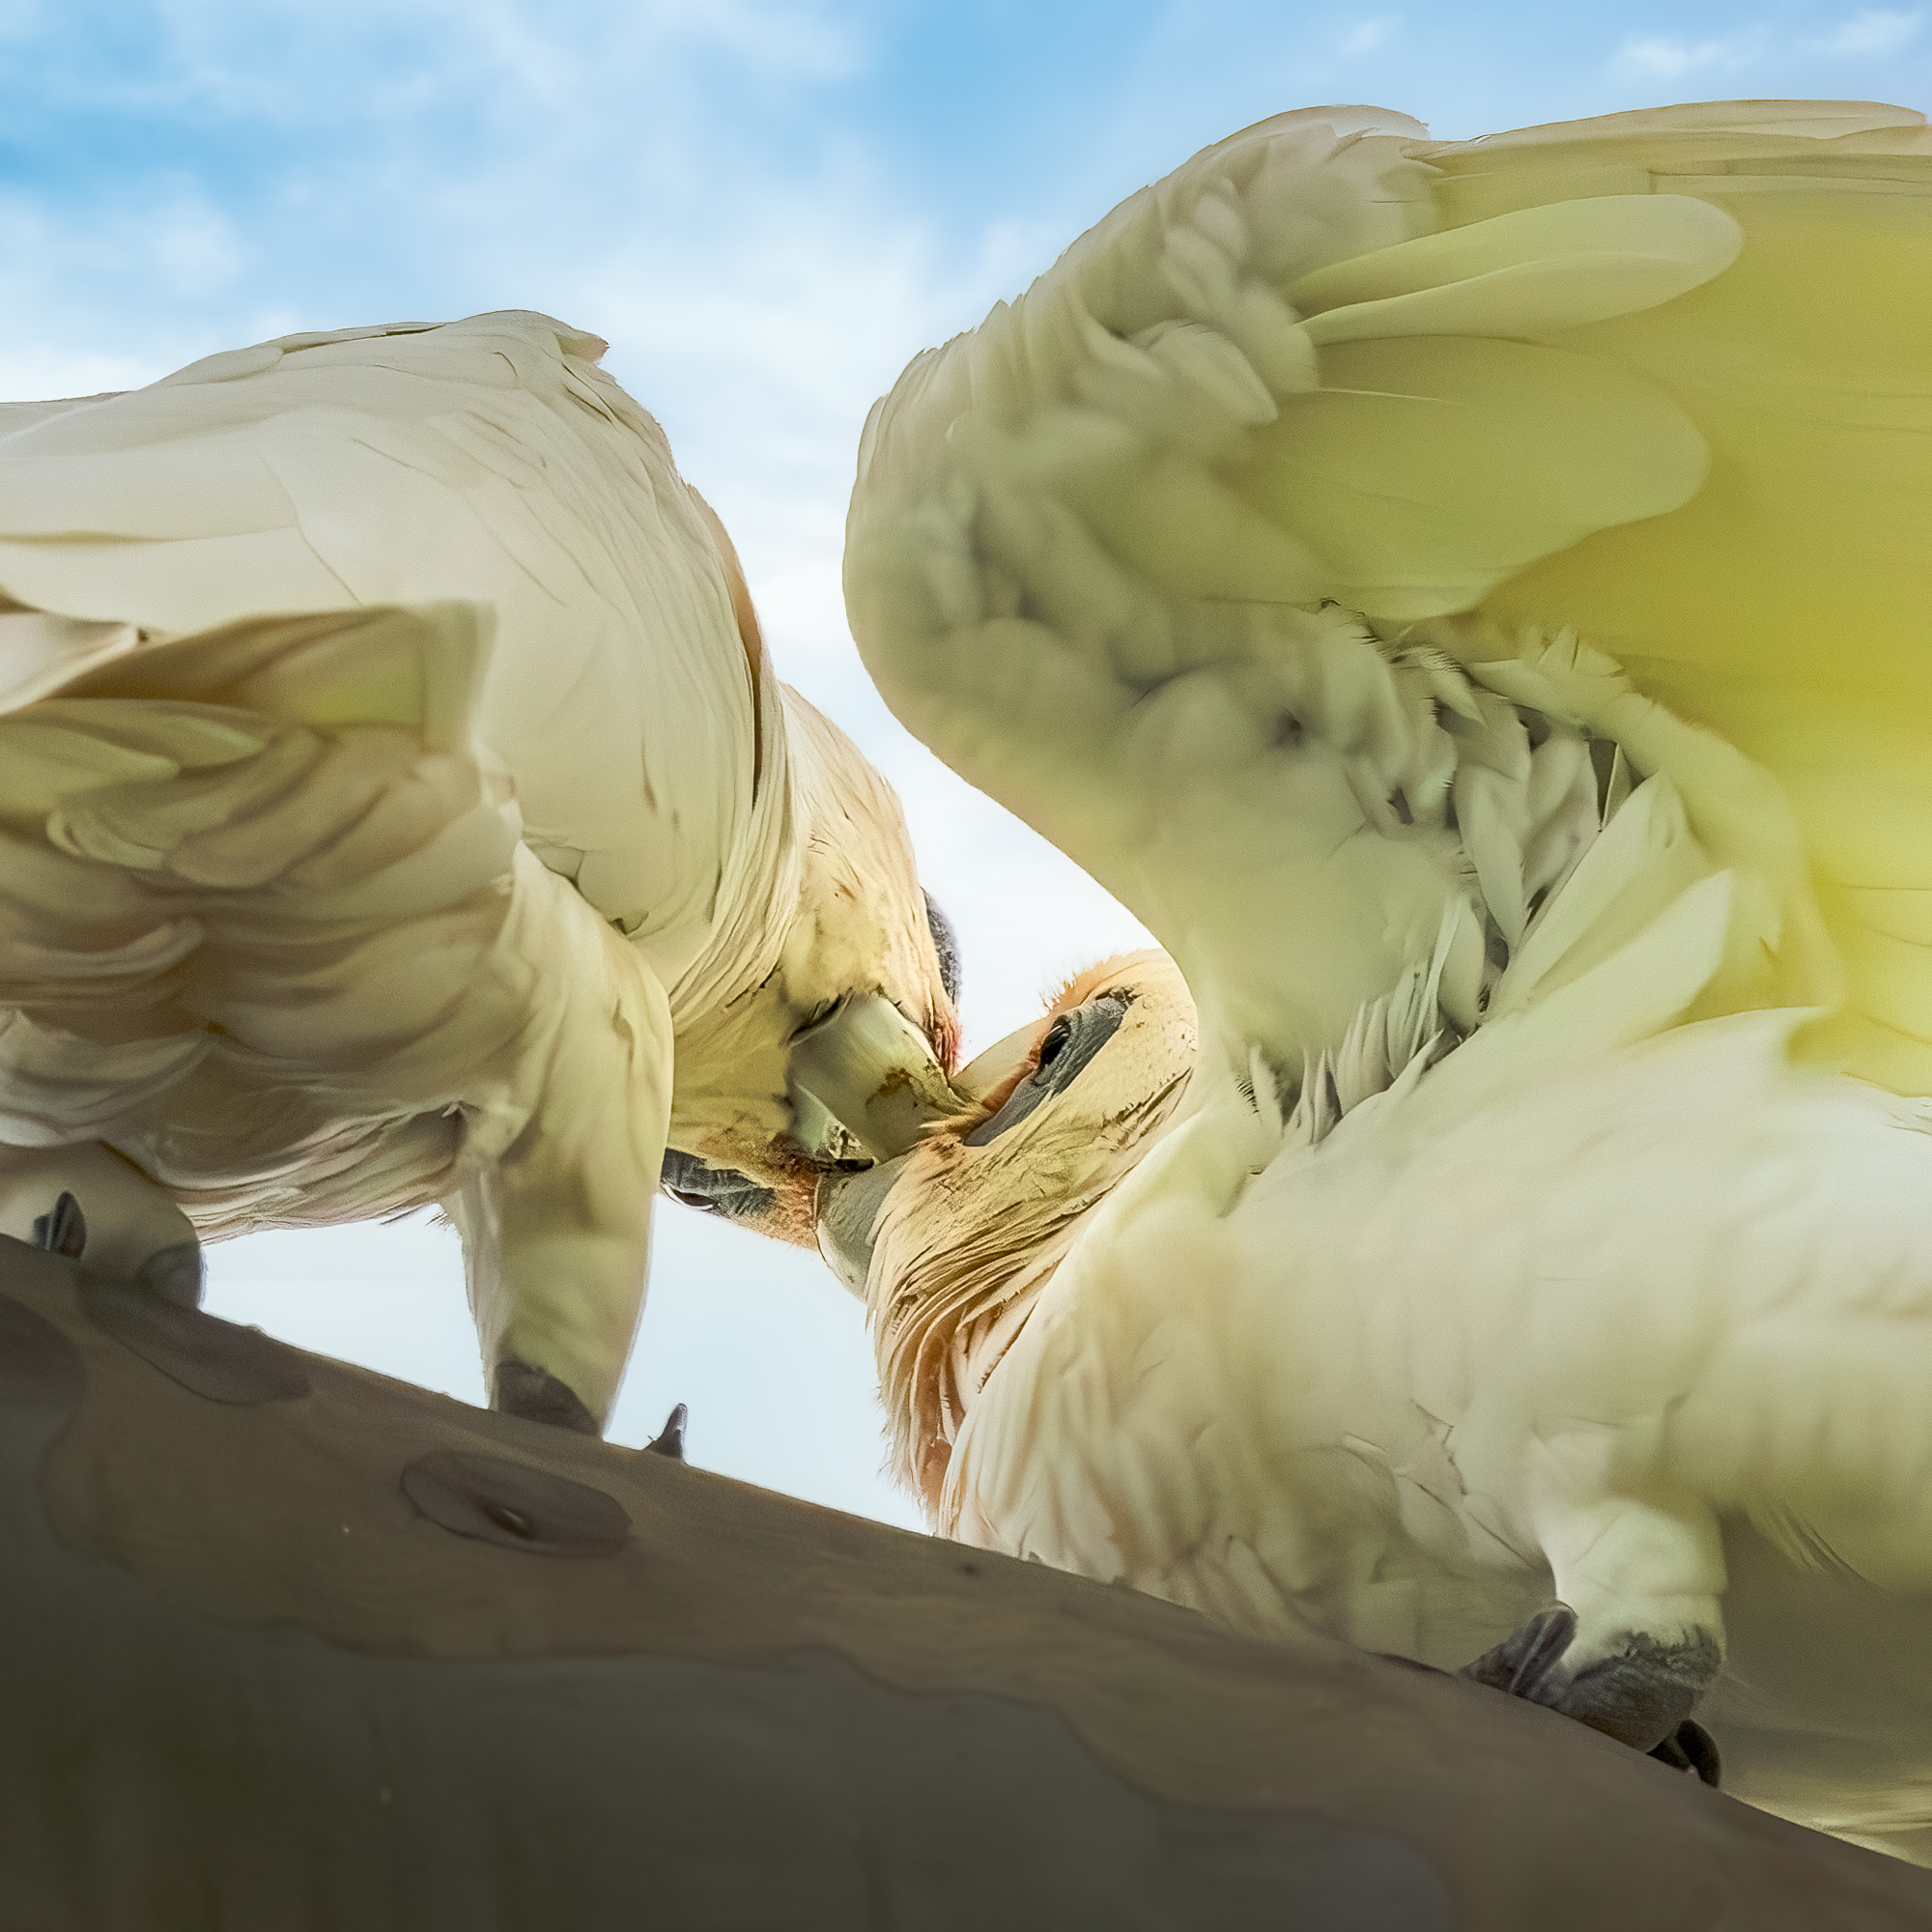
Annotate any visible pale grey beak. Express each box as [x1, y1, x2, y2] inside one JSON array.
[[814, 1152, 912, 1296], [953, 1021, 1039, 1102], [787, 991, 961, 1166], [809, 1012, 1060, 1295]]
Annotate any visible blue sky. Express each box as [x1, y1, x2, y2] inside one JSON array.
[[5, 0, 1928, 1525]]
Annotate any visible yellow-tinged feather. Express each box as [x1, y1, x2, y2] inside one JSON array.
[[1410, 137, 1932, 1092], [845, 99, 1932, 1857]]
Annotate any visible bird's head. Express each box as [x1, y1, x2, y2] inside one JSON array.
[[662, 687, 964, 1244], [815, 949, 1199, 1512]]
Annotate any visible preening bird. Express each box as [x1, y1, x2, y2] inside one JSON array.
[[0, 311, 962, 1433], [837, 100, 1932, 1858]]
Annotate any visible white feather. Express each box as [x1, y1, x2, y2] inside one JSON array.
[[845, 98, 1932, 1861], [0, 312, 955, 1426]]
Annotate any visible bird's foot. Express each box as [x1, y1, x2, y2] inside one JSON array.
[[1648, 1719, 1722, 1787], [1460, 1605, 1722, 1778], [32, 1190, 87, 1262], [492, 1357, 600, 1435], [18, 1167, 205, 1309], [128, 1238, 206, 1309]]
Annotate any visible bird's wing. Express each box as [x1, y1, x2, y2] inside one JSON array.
[[0, 598, 526, 1161], [0, 314, 762, 982], [846, 101, 1932, 1087], [0, 594, 675, 1425], [1413, 104, 1932, 1092]]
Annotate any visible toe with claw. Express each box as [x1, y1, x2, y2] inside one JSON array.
[[33, 1191, 88, 1262], [1461, 1604, 1722, 1779], [7, 1145, 206, 1303], [1648, 1719, 1722, 1787], [493, 1358, 600, 1435], [645, 1403, 688, 1461]]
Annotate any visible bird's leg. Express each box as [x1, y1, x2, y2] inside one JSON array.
[[0, 1142, 203, 1305], [449, 1124, 660, 1436], [1463, 1430, 1726, 1762], [447, 874, 673, 1435]]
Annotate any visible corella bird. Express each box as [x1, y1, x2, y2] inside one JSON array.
[[0, 310, 961, 1433], [837, 100, 1932, 1854]]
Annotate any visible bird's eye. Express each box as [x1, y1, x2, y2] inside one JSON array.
[[1037, 1016, 1073, 1070], [963, 993, 1130, 1146]]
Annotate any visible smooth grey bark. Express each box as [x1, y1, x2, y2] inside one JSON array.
[[0, 1237, 1927, 1931]]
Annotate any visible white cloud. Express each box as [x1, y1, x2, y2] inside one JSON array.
[[1, 0, 1130, 1527], [1825, 9, 1920, 53], [0, 345, 155, 400], [24, 0, 865, 156], [1614, 31, 1762, 79], [649, 0, 865, 81], [0, 185, 247, 394], [145, 195, 244, 296], [1339, 17, 1397, 55], [1617, 9, 1921, 76]]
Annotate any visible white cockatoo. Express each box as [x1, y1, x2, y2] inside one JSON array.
[[0, 311, 963, 1433], [836, 100, 1932, 1855]]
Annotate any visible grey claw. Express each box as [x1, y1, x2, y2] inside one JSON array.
[[1562, 1629, 1721, 1752], [1460, 1604, 1577, 1701], [33, 1192, 87, 1261], [1461, 1606, 1720, 1756], [133, 1238, 205, 1310], [493, 1359, 599, 1435], [1648, 1718, 1722, 1788], [646, 1403, 688, 1461]]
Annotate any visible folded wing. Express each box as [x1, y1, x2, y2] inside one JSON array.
[[0, 314, 762, 989], [0, 600, 546, 1226]]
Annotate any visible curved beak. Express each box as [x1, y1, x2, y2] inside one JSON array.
[[786, 991, 962, 1166], [814, 1152, 912, 1296], [809, 1015, 1049, 1296], [953, 1020, 1039, 1102]]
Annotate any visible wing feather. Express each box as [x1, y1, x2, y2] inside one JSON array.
[[0, 313, 758, 968], [850, 99, 1932, 1087], [1420, 118, 1932, 1091]]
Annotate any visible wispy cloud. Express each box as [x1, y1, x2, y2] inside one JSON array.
[[1338, 16, 1397, 55], [651, 0, 865, 81], [1824, 9, 1919, 54], [1614, 30, 1762, 80], [1616, 8, 1923, 77]]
